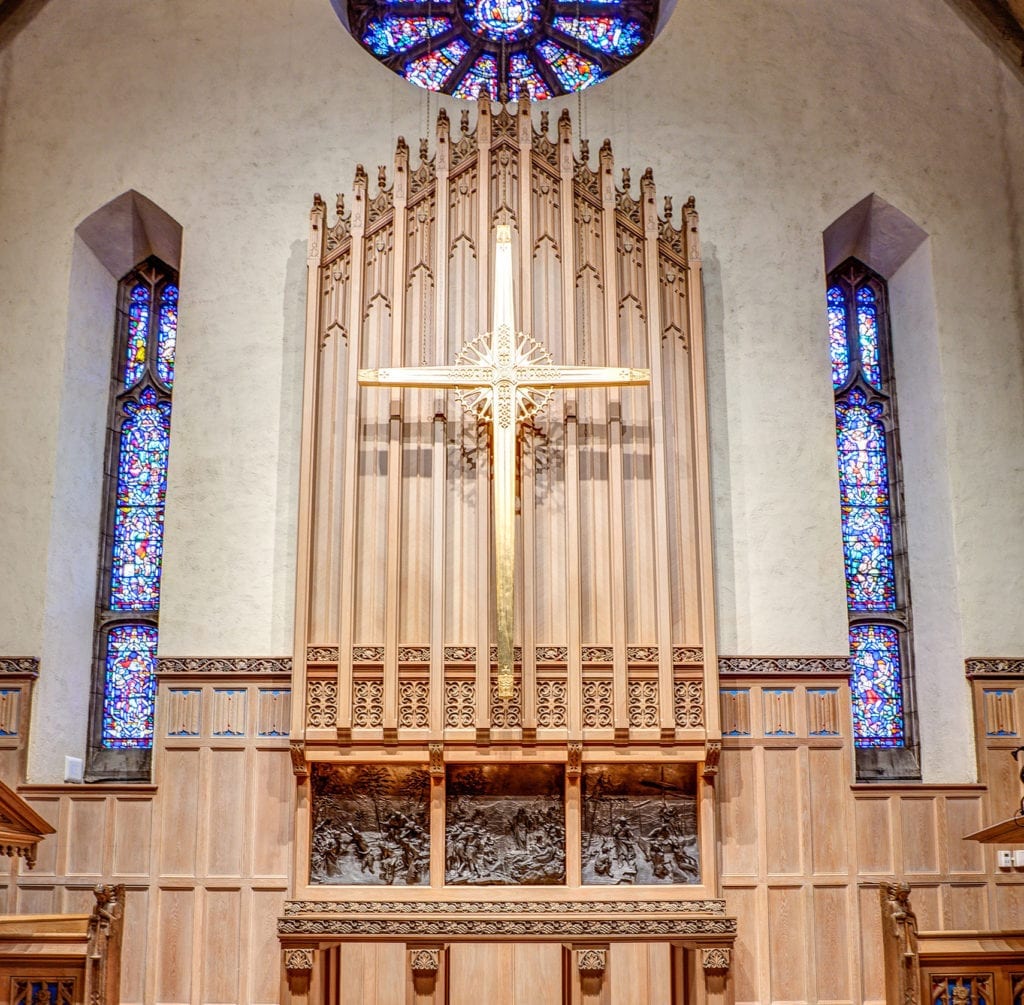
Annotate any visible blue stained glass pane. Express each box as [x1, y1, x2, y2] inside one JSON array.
[[508, 51, 552, 100], [849, 624, 904, 747], [827, 285, 849, 389], [110, 388, 170, 611], [362, 16, 452, 55], [551, 17, 644, 56], [452, 53, 498, 99], [102, 624, 158, 748], [404, 38, 470, 90], [836, 391, 896, 611], [464, 0, 540, 41], [856, 285, 881, 389], [535, 39, 604, 91], [125, 285, 149, 388], [157, 284, 178, 388]]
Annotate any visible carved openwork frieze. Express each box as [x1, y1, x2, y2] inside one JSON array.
[[399, 679, 430, 728], [966, 657, 1024, 677], [490, 683, 523, 727], [352, 678, 384, 728], [700, 947, 731, 973], [0, 657, 39, 676], [444, 679, 475, 728], [157, 656, 292, 675], [306, 646, 339, 663], [718, 656, 850, 676], [581, 678, 613, 729], [536, 679, 568, 728], [627, 679, 659, 728]]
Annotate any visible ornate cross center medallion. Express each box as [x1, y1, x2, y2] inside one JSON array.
[[359, 224, 650, 699]]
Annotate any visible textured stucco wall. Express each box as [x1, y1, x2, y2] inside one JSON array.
[[1, 0, 1021, 781]]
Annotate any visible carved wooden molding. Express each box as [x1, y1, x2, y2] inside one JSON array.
[[718, 655, 850, 676], [283, 948, 315, 973], [283, 899, 727, 916], [158, 657, 292, 675], [575, 948, 607, 974], [0, 657, 39, 676], [0, 778, 56, 868], [700, 947, 731, 973], [966, 657, 1024, 677]]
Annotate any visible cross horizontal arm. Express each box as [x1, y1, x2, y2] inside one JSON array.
[[358, 366, 495, 390], [519, 365, 651, 389]]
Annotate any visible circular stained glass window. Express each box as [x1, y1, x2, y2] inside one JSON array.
[[340, 0, 660, 99]]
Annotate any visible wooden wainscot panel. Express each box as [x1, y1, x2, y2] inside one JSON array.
[[811, 884, 854, 1001], [854, 795, 896, 876], [203, 747, 247, 878], [718, 748, 758, 879], [766, 885, 808, 1001], [762, 748, 804, 876], [201, 887, 243, 1004], [153, 886, 196, 1003], [157, 747, 201, 878], [110, 796, 154, 878], [807, 745, 852, 876], [899, 796, 941, 876], [721, 886, 759, 1005]]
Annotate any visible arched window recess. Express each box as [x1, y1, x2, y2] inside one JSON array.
[[828, 257, 919, 779], [87, 257, 178, 781]]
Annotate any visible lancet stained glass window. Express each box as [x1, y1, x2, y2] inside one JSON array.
[[827, 262, 911, 750], [95, 261, 178, 752], [344, 0, 657, 98]]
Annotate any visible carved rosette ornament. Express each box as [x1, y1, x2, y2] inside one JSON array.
[[700, 947, 731, 974]]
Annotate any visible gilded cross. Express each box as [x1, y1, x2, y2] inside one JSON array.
[[359, 225, 650, 699]]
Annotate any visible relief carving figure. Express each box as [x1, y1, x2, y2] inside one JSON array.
[[311, 764, 429, 886], [446, 764, 565, 885], [582, 764, 699, 885], [883, 881, 918, 963]]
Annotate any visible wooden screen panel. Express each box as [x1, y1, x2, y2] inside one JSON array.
[[812, 884, 855, 1001], [606, 944, 672, 1005], [447, 944, 562, 1005], [763, 747, 805, 876], [154, 886, 196, 1004]]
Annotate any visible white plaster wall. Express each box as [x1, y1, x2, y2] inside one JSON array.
[[1, 0, 1023, 781]]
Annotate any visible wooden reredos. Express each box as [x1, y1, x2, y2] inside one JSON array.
[[291, 95, 718, 758]]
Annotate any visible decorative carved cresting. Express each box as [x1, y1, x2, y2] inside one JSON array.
[[718, 655, 851, 675], [966, 657, 1024, 676], [157, 656, 292, 675], [0, 657, 39, 676]]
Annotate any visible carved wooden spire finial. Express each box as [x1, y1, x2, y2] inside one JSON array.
[[419, 137, 429, 162], [460, 109, 470, 134], [664, 195, 673, 220], [580, 138, 590, 163], [540, 109, 549, 133], [621, 167, 631, 191], [312, 192, 325, 212], [377, 164, 387, 191], [396, 136, 409, 158], [336, 193, 345, 217], [354, 163, 367, 186]]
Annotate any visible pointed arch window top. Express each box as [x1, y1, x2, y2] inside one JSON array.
[[346, 0, 659, 98]]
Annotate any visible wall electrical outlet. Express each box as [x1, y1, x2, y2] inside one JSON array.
[[997, 850, 1014, 868], [64, 755, 84, 784]]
